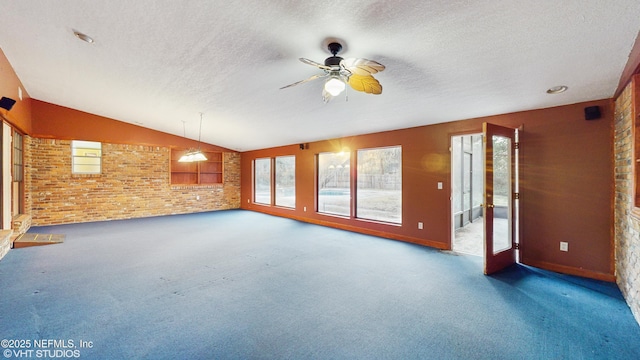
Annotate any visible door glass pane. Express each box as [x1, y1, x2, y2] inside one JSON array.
[[318, 152, 351, 216], [463, 152, 471, 212], [471, 135, 483, 210], [492, 135, 511, 254], [452, 137, 462, 214]]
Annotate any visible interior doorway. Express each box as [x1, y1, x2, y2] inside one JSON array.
[[451, 133, 484, 256]]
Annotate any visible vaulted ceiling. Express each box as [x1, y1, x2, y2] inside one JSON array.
[[1, 1, 639, 151]]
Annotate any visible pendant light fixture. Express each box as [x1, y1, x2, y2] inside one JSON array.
[[178, 113, 207, 162]]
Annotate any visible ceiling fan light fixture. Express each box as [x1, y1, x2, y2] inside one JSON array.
[[280, 38, 385, 101], [324, 77, 346, 96]]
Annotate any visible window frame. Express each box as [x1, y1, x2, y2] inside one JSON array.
[[355, 145, 402, 224], [71, 140, 102, 175], [253, 157, 272, 205], [275, 155, 296, 208], [12, 131, 23, 182], [633, 74, 640, 214], [12, 130, 24, 214], [316, 151, 352, 217]]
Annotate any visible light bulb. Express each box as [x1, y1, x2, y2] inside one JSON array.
[[192, 152, 207, 161], [324, 77, 346, 96]]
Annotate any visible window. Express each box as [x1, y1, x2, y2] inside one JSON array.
[[72, 140, 101, 174], [12, 131, 24, 214], [170, 150, 223, 185], [275, 156, 295, 208], [357, 146, 402, 223], [633, 74, 640, 209], [254, 158, 271, 205], [318, 151, 351, 216], [12, 132, 23, 182]]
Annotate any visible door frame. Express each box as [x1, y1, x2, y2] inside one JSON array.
[[450, 132, 484, 256]]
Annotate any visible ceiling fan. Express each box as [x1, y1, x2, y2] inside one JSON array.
[[280, 41, 385, 103]]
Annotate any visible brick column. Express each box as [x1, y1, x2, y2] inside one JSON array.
[[614, 79, 640, 325]]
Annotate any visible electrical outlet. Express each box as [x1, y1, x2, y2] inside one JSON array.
[[304, 206, 307, 212], [418, 222, 423, 230], [560, 242, 569, 252], [196, 195, 200, 200]]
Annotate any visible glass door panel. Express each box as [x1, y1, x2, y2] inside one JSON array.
[[492, 135, 512, 254], [483, 123, 517, 275]]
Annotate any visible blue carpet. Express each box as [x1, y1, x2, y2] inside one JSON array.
[[1, 210, 639, 359]]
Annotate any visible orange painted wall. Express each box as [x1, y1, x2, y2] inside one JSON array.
[[0, 48, 31, 133], [241, 99, 614, 280], [30, 100, 231, 152]]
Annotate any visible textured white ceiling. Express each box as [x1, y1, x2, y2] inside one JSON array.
[[0, 1, 639, 151]]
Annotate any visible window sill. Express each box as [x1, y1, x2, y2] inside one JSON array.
[[317, 212, 402, 227], [71, 173, 101, 178], [274, 205, 296, 210], [356, 217, 402, 227], [171, 184, 223, 190], [317, 212, 351, 220]]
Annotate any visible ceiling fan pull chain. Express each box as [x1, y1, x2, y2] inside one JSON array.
[[345, 84, 349, 102]]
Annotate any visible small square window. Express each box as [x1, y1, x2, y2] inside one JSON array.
[[72, 140, 102, 174]]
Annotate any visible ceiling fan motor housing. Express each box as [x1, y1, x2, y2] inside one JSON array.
[[324, 56, 343, 66], [324, 42, 343, 67]]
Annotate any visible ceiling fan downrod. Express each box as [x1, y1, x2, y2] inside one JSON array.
[[327, 42, 342, 56]]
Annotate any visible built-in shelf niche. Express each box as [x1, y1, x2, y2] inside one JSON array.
[[170, 150, 223, 185]]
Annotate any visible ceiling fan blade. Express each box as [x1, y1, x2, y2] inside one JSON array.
[[348, 74, 383, 94], [299, 58, 332, 71], [341, 58, 385, 76], [280, 73, 327, 89]]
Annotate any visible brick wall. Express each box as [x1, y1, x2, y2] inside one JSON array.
[[26, 137, 240, 226], [614, 79, 640, 325]]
